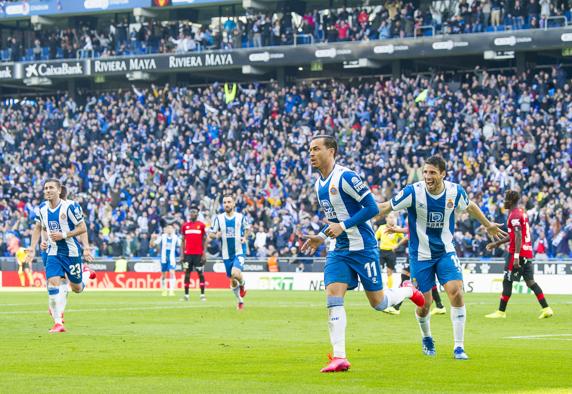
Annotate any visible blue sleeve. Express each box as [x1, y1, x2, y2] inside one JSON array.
[[390, 185, 414, 210], [342, 193, 379, 229], [340, 171, 371, 202], [456, 184, 470, 211]]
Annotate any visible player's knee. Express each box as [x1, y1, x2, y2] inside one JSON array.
[[525, 280, 535, 288], [418, 302, 431, 316], [447, 285, 463, 302]]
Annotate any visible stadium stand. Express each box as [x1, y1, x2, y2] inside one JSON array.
[[1, 0, 570, 61], [1, 67, 570, 259]]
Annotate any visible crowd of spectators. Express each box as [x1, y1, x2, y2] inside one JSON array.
[[0, 66, 571, 262], [2, 0, 572, 62]]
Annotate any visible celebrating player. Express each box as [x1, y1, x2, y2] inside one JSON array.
[[209, 195, 249, 310], [181, 204, 208, 301], [485, 190, 554, 319], [301, 135, 425, 373], [26, 179, 95, 333], [377, 155, 506, 359], [384, 225, 447, 315], [151, 224, 181, 296]]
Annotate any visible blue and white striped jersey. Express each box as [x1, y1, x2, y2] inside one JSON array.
[[315, 164, 377, 251], [210, 213, 248, 260], [159, 234, 181, 264], [390, 181, 470, 261], [34, 199, 84, 257]]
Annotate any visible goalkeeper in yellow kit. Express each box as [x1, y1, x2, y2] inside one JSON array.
[[16, 247, 33, 287]]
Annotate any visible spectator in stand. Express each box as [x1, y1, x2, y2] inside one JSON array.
[[1, 68, 570, 259]]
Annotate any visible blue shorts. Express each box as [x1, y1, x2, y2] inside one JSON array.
[[324, 248, 382, 292], [161, 255, 177, 272], [41, 251, 47, 267], [223, 255, 245, 278], [45, 255, 83, 284], [410, 252, 463, 293]]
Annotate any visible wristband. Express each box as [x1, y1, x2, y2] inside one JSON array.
[[62, 231, 68, 239], [318, 232, 327, 240], [513, 253, 519, 260], [340, 222, 347, 231]]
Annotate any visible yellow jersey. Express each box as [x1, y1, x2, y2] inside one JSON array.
[[375, 225, 404, 251], [16, 248, 28, 265]]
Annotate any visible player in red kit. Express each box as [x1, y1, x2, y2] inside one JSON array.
[[180, 204, 208, 301], [485, 190, 554, 319]]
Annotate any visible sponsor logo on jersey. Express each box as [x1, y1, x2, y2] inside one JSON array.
[[427, 212, 445, 228], [48, 221, 62, 231], [351, 176, 367, 192], [321, 200, 337, 220]]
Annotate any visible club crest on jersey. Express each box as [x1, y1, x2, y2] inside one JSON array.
[[351, 176, 367, 192], [330, 186, 338, 195], [447, 199, 454, 209], [427, 212, 445, 228], [60, 213, 66, 220]]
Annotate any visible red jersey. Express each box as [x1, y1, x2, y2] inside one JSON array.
[[181, 221, 206, 255], [507, 208, 533, 258]]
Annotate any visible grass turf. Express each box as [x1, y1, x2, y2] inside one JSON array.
[[0, 290, 571, 393]]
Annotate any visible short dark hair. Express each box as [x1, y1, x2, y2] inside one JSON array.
[[311, 134, 338, 156], [505, 190, 520, 208], [59, 185, 68, 200], [425, 155, 447, 173], [43, 178, 61, 188]]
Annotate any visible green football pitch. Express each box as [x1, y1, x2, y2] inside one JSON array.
[[1, 290, 571, 393]]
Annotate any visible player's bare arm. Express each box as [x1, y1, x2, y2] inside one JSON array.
[[208, 231, 221, 240], [466, 201, 507, 241], [376, 201, 392, 218], [180, 237, 186, 263], [385, 225, 408, 235], [486, 235, 510, 251], [393, 235, 409, 252], [301, 233, 325, 255], [79, 232, 94, 263], [201, 232, 208, 263], [512, 226, 523, 269], [49, 221, 87, 242], [40, 228, 48, 250], [25, 222, 42, 264]]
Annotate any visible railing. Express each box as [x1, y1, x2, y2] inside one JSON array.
[[76, 49, 95, 59], [414, 25, 435, 39], [544, 15, 568, 30], [294, 34, 314, 46]]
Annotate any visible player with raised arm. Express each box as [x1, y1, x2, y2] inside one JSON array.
[[181, 204, 208, 301], [485, 190, 553, 319], [151, 224, 181, 296], [209, 195, 249, 310], [301, 135, 425, 373], [377, 155, 506, 359], [26, 179, 95, 333]]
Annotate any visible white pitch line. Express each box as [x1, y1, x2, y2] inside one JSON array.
[[0, 302, 325, 315], [504, 334, 572, 340]]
